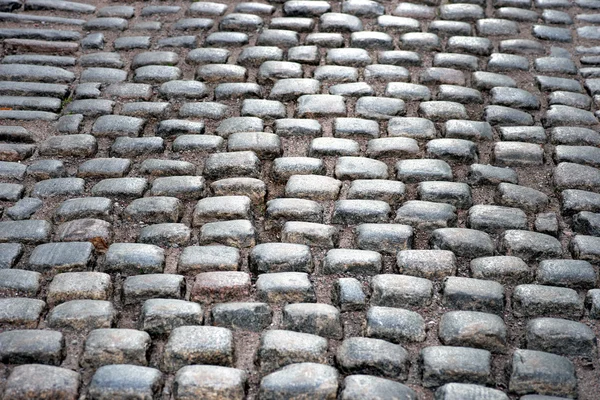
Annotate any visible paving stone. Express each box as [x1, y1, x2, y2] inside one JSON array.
[[439, 311, 507, 353], [334, 277, 366, 311], [355, 223, 413, 254], [3, 364, 80, 400], [512, 284, 583, 318], [139, 159, 196, 176], [282, 303, 342, 338], [81, 328, 150, 368], [191, 271, 250, 302], [150, 176, 205, 200], [298, 94, 346, 117], [468, 205, 527, 233], [281, 221, 337, 248], [122, 274, 184, 305], [47, 272, 111, 306], [256, 272, 315, 303], [421, 346, 492, 387], [0, 268, 40, 296], [371, 274, 433, 308], [0, 220, 51, 244], [192, 196, 251, 225], [199, 220, 256, 248], [497, 183, 549, 212], [163, 326, 233, 372], [48, 300, 116, 330], [537, 259, 597, 289], [258, 329, 327, 373], [485, 106, 534, 126], [443, 277, 505, 314], [336, 337, 409, 379], [111, 137, 165, 157], [570, 234, 600, 261], [31, 178, 84, 198], [211, 178, 265, 204], [204, 151, 260, 180], [88, 365, 162, 400], [341, 375, 416, 400], [0, 329, 63, 365], [430, 228, 494, 258], [333, 200, 390, 224], [470, 256, 531, 284], [0, 242, 23, 269], [434, 383, 509, 400], [473, 71, 517, 89], [509, 349, 577, 398], [54, 197, 112, 223], [272, 157, 324, 181], [395, 200, 457, 229], [211, 302, 271, 332], [501, 230, 562, 261], [104, 243, 164, 275], [335, 157, 387, 179], [39, 134, 97, 158], [266, 198, 323, 223], [397, 250, 456, 279], [526, 317, 596, 356], [174, 365, 246, 400], [366, 306, 426, 343], [141, 299, 203, 336], [260, 363, 338, 399]]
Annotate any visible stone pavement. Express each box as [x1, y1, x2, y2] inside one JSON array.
[[1, 0, 600, 398]]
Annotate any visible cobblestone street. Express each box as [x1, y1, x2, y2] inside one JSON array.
[[1, 0, 600, 398]]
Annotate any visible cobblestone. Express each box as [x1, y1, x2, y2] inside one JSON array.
[[1, 0, 600, 397]]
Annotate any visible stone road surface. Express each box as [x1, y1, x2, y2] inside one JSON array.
[[1, 0, 600, 398]]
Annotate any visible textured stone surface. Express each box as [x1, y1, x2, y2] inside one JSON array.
[[1, 0, 600, 398]]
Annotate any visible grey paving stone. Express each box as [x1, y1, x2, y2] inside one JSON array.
[[39, 134, 97, 157], [335, 157, 387, 180], [513, 284, 583, 318], [0, 242, 23, 269], [0, 329, 63, 365], [3, 364, 80, 400], [0, 297, 44, 327], [199, 220, 255, 248], [163, 326, 233, 372], [554, 162, 600, 191], [122, 274, 184, 305], [0, 220, 51, 244], [250, 243, 311, 273], [282, 303, 342, 339], [397, 159, 453, 182], [439, 311, 507, 353], [47, 272, 111, 306], [334, 277, 366, 311], [333, 200, 390, 224], [366, 306, 426, 343], [204, 151, 260, 180], [104, 243, 164, 275], [54, 197, 112, 223], [0, 268, 40, 296], [570, 234, 600, 261], [389, 117, 436, 139], [266, 198, 323, 223], [395, 200, 457, 229], [509, 349, 577, 398], [501, 230, 562, 261], [421, 346, 491, 387], [92, 177, 147, 199], [371, 274, 433, 308], [347, 179, 405, 203], [430, 228, 494, 258], [139, 159, 196, 176], [88, 365, 162, 400], [497, 183, 549, 212], [342, 376, 416, 400], [177, 245, 240, 273], [259, 329, 328, 374], [256, 272, 315, 303], [192, 195, 251, 225], [355, 223, 413, 254], [470, 256, 531, 284], [561, 189, 600, 214], [419, 181, 472, 209], [32, 178, 84, 198], [27, 160, 66, 180], [282, 221, 337, 248], [141, 299, 203, 336], [111, 137, 164, 157], [468, 205, 527, 233], [337, 337, 409, 379], [48, 299, 116, 330], [174, 365, 246, 400], [366, 137, 419, 158], [55, 218, 111, 243], [443, 277, 505, 314], [323, 249, 381, 275], [81, 328, 150, 368], [526, 317, 595, 356], [272, 157, 324, 181], [485, 106, 534, 126], [397, 250, 456, 279], [260, 363, 338, 399], [473, 71, 517, 89], [211, 178, 265, 204], [434, 383, 509, 400], [469, 164, 517, 185], [150, 176, 205, 200], [191, 271, 250, 302], [211, 302, 271, 332], [537, 259, 596, 289]]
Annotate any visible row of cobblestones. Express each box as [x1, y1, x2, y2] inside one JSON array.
[[1, 0, 600, 398]]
